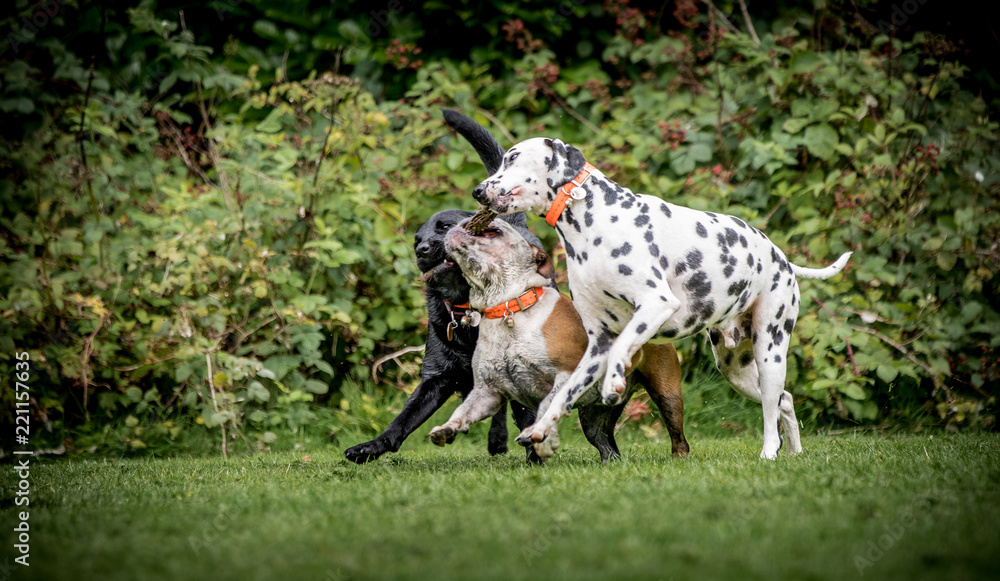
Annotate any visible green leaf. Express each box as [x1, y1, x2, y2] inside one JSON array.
[[841, 383, 868, 400], [247, 381, 270, 402], [803, 123, 839, 160], [876, 365, 899, 383], [937, 252, 957, 271]]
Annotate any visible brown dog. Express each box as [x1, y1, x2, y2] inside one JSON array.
[[428, 218, 688, 461]]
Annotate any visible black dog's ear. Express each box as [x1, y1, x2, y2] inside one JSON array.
[[532, 245, 556, 281], [544, 138, 586, 178], [443, 109, 506, 175]]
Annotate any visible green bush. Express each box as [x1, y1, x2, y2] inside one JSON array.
[[1, 0, 996, 454]]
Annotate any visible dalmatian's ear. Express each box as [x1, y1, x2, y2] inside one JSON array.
[[544, 138, 586, 180], [532, 245, 556, 281]]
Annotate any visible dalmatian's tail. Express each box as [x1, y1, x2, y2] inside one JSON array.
[[790, 252, 853, 280]]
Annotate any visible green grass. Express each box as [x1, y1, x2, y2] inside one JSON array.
[[3, 421, 999, 581]]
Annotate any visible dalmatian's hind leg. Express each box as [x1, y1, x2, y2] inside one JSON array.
[[708, 327, 801, 457]]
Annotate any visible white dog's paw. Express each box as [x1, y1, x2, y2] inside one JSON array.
[[532, 427, 561, 460], [429, 424, 458, 446]]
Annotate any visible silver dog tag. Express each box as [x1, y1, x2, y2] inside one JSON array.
[[461, 311, 482, 327], [569, 186, 587, 200]]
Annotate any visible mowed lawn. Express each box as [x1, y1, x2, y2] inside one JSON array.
[[3, 424, 999, 581]]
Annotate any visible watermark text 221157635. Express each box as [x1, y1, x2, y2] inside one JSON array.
[[13, 350, 33, 568]]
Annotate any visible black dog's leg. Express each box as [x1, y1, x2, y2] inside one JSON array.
[[579, 403, 627, 463], [487, 400, 509, 455], [344, 377, 457, 464], [510, 400, 544, 465]]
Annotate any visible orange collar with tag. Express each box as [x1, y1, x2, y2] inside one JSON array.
[[482, 287, 546, 320], [545, 162, 597, 227]]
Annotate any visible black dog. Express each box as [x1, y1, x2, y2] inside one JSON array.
[[344, 111, 542, 464]]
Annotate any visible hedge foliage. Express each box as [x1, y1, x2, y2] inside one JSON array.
[[1, 0, 997, 453]]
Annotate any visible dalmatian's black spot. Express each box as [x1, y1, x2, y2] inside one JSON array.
[[757, 262, 763, 274], [717, 234, 730, 251], [771, 248, 781, 263], [775, 355, 782, 363], [603, 290, 617, 300], [752, 331, 759, 344], [611, 215, 619, 223], [585, 212, 594, 227], [740, 352, 753, 367], [621, 196, 635, 209], [590, 331, 614, 356], [646, 280, 657, 288], [660, 204, 672, 218], [685, 271, 712, 299], [747, 254, 754, 268], [581, 252, 588, 262], [731, 216, 747, 228], [586, 362, 601, 375], [725, 228, 739, 247], [728, 280, 748, 296], [740, 236, 748, 248], [738, 291, 751, 310], [635, 214, 650, 228], [651, 266, 662, 280], [683, 314, 698, 328], [708, 329, 721, 345], [619, 264, 633, 276], [725, 352, 734, 366], [611, 243, 632, 258], [640, 203, 649, 214], [600, 182, 618, 206], [644, 230, 654, 243], [768, 343, 773, 351], [615, 363, 624, 375], [659, 256, 669, 270], [696, 222, 708, 238], [602, 309, 619, 324], [724, 265, 734, 278], [675, 262, 688, 276], [594, 237, 602, 246], [784, 318, 794, 334], [565, 241, 576, 259], [660, 328, 679, 339], [649, 244, 660, 258], [686, 249, 704, 270], [636, 323, 647, 335], [776, 305, 785, 319]]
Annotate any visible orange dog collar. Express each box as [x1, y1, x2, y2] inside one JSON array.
[[545, 162, 596, 227]]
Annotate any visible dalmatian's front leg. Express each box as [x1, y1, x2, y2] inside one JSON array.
[[517, 345, 609, 447], [601, 295, 682, 404]]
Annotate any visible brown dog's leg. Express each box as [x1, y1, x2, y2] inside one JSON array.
[[636, 344, 690, 457]]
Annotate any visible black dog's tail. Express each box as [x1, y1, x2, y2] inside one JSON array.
[[442, 109, 505, 175]]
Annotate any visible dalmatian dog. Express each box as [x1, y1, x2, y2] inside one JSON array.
[[472, 137, 852, 459]]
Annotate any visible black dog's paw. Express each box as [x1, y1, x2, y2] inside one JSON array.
[[429, 425, 457, 447], [344, 440, 388, 464], [488, 435, 509, 456]]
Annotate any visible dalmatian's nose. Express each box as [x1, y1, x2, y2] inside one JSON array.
[[472, 183, 487, 204]]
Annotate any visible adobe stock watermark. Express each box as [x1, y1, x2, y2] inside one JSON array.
[[873, 0, 932, 35], [6, 0, 67, 56], [521, 511, 572, 563], [852, 507, 918, 575]]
